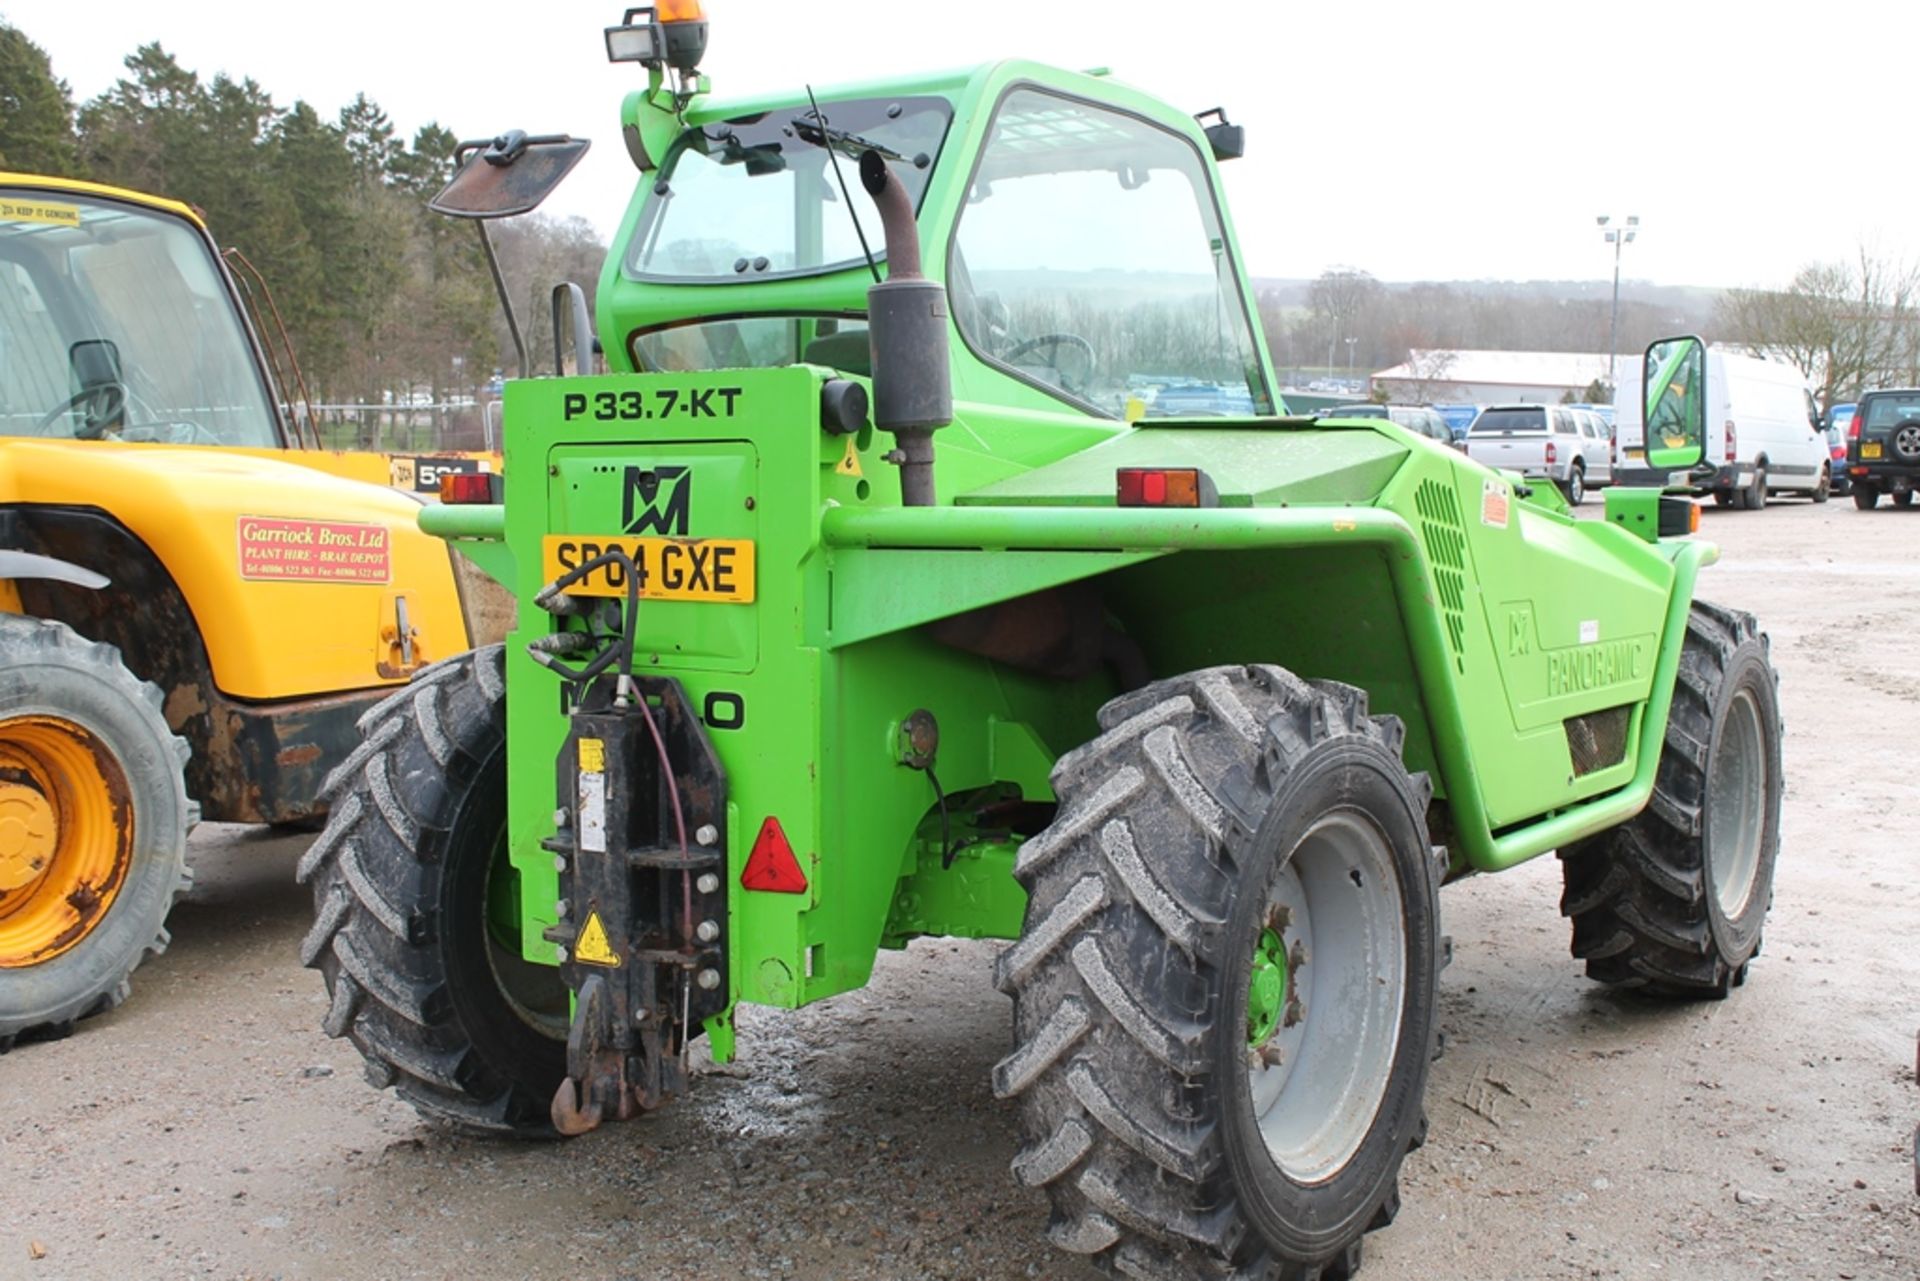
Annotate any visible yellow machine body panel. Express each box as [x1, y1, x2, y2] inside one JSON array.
[[0, 440, 469, 699], [253, 446, 503, 497]]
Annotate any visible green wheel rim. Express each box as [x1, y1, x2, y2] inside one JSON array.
[[1246, 926, 1289, 1047]]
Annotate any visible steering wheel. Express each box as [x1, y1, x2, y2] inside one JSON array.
[[1003, 333, 1096, 396], [33, 385, 127, 438]]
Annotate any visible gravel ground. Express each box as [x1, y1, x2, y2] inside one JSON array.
[[4, 496, 1918, 1281]]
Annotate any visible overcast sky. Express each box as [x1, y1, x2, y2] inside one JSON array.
[[11, 0, 1914, 290]]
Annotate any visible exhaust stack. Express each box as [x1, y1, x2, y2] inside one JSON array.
[[858, 149, 951, 506]]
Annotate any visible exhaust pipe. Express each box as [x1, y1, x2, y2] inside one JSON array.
[[858, 149, 951, 506]]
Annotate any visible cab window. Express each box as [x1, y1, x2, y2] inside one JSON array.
[[0, 191, 280, 446], [948, 89, 1270, 419]]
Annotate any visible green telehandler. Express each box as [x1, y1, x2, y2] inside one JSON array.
[[300, 9, 1782, 1277]]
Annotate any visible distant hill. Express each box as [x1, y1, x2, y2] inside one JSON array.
[[1250, 276, 1722, 312]]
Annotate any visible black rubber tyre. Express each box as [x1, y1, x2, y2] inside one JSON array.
[[1811, 464, 1830, 504], [996, 665, 1442, 1280], [1559, 602, 1781, 998], [300, 644, 567, 1135], [1561, 464, 1585, 506], [1736, 463, 1767, 510], [0, 616, 194, 1050], [1712, 490, 1733, 508], [1853, 484, 1879, 510], [1893, 489, 1914, 509]]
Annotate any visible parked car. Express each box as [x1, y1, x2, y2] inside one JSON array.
[[1569, 407, 1616, 489], [1566, 401, 1617, 431], [1824, 403, 1856, 496], [1615, 351, 1827, 506], [1324, 402, 1457, 447], [1432, 403, 1481, 443], [1845, 389, 1920, 509], [1465, 404, 1593, 503]]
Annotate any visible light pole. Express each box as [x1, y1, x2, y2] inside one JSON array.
[[1597, 214, 1639, 401], [1344, 336, 1358, 385]]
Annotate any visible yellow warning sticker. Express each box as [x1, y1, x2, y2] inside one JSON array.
[[574, 911, 621, 967], [578, 737, 606, 773], [0, 198, 81, 228], [835, 437, 863, 478]]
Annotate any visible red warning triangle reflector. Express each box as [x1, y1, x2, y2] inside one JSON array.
[[741, 816, 807, 893]]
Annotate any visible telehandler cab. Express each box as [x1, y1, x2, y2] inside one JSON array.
[[305, 9, 1782, 1278]]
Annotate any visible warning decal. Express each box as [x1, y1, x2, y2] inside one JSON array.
[[834, 438, 863, 477], [237, 517, 391, 584], [1480, 478, 1511, 529], [574, 911, 621, 967], [0, 198, 81, 228]]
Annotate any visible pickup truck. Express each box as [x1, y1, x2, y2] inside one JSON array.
[[1465, 403, 1594, 503]]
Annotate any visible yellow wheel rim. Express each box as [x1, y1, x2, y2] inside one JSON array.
[[0, 716, 134, 967]]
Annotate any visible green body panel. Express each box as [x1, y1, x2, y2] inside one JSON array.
[[1603, 486, 1665, 543], [431, 54, 1716, 1037], [957, 422, 1410, 508]]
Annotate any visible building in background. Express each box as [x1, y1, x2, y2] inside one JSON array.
[[1370, 350, 1615, 404]]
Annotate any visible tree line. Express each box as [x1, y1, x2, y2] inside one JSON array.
[[0, 21, 604, 442], [1266, 256, 1920, 409], [1257, 268, 1716, 397], [8, 21, 1912, 421], [1713, 250, 1920, 408]]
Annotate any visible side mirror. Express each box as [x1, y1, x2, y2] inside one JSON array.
[[68, 338, 126, 437], [1194, 108, 1245, 162], [428, 132, 591, 220], [1642, 334, 1706, 474], [70, 337, 122, 393], [427, 131, 591, 381]]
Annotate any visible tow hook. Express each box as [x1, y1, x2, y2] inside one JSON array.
[[549, 972, 642, 1136]]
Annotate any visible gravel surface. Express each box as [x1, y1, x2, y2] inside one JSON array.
[[5, 497, 1918, 1281]]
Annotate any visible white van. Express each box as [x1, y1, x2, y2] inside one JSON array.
[[1615, 350, 1828, 507]]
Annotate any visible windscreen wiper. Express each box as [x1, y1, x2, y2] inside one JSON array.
[[790, 113, 905, 165]]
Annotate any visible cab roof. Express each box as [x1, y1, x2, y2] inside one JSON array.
[[0, 171, 205, 229]]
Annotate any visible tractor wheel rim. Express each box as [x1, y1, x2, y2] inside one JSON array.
[[0, 781, 57, 892], [1706, 687, 1767, 919], [481, 826, 570, 1040], [1247, 811, 1406, 1184], [0, 716, 133, 967]]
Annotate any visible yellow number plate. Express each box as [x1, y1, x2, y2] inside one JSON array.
[[541, 535, 755, 603], [1862, 442, 1882, 459]]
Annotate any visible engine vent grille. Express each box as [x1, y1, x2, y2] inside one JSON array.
[[1566, 706, 1631, 777], [1413, 479, 1468, 673]]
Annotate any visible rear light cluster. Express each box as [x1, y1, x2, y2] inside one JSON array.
[[1725, 420, 1737, 463], [440, 471, 504, 504], [1848, 416, 1861, 440], [1115, 467, 1218, 508], [1544, 441, 1557, 465]]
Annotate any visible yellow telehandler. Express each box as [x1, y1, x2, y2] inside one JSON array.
[[0, 173, 510, 1046]]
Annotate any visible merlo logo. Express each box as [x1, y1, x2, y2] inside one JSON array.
[[622, 465, 691, 535]]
